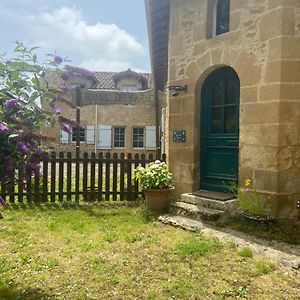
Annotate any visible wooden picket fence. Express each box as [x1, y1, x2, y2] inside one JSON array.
[[0, 152, 166, 203]]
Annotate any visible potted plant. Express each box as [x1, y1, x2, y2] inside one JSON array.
[[133, 160, 173, 213]]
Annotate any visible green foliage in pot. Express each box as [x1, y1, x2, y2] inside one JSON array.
[[133, 160, 172, 190]]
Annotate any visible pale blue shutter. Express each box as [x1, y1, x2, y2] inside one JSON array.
[[86, 125, 95, 144], [60, 129, 69, 144], [146, 126, 156, 150], [98, 125, 112, 149]]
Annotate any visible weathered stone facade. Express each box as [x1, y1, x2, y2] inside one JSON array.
[[148, 0, 300, 219], [42, 69, 157, 156]]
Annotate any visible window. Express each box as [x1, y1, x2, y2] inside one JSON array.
[[213, 0, 230, 37], [210, 76, 239, 134], [72, 127, 85, 142], [113, 127, 125, 148], [121, 85, 138, 92], [132, 127, 144, 148]]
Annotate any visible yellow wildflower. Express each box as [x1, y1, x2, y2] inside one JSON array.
[[245, 179, 251, 187]]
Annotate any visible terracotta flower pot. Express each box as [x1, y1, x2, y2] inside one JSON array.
[[143, 187, 174, 213]]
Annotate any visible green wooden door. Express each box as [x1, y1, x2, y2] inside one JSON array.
[[200, 67, 240, 192]]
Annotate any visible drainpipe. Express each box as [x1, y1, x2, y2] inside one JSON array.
[[154, 85, 161, 159], [95, 104, 98, 153], [74, 86, 81, 203], [161, 107, 166, 155]]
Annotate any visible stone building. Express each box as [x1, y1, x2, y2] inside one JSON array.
[[43, 67, 158, 156], [146, 0, 300, 219]]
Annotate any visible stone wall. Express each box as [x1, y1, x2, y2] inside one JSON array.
[[167, 0, 300, 219], [42, 91, 157, 156]]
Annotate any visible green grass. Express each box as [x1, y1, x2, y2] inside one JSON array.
[[255, 261, 276, 276], [0, 203, 299, 300], [238, 247, 253, 258], [174, 237, 222, 257]]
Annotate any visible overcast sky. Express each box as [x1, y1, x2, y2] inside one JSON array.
[[0, 0, 150, 72]]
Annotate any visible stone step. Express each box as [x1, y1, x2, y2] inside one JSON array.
[[159, 214, 206, 231], [180, 193, 238, 211], [170, 201, 225, 222]]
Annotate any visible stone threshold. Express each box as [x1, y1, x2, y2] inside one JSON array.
[[159, 214, 300, 270]]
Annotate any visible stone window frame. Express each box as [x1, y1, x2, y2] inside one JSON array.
[[211, 0, 230, 38], [113, 126, 126, 149], [132, 127, 145, 149]]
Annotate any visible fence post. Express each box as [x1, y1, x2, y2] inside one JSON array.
[[90, 152, 96, 201], [42, 153, 49, 202], [98, 152, 103, 201], [50, 152, 56, 203], [134, 153, 139, 200], [83, 152, 88, 201], [127, 153, 132, 201], [112, 153, 118, 201], [18, 169, 24, 203], [66, 152, 72, 201], [58, 152, 64, 202], [33, 170, 40, 202], [105, 152, 110, 201], [120, 152, 125, 201]]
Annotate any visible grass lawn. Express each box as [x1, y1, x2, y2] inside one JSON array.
[[0, 203, 299, 300]]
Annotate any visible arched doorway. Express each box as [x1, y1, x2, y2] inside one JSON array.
[[200, 67, 240, 192]]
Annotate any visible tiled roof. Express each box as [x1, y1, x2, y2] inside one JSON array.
[[94, 72, 116, 89], [94, 71, 152, 90]]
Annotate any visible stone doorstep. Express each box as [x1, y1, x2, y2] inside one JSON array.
[[159, 214, 300, 270], [170, 201, 225, 222], [181, 193, 238, 211]]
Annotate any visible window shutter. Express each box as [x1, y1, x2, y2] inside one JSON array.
[[60, 129, 69, 144], [146, 126, 156, 150], [98, 125, 112, 149], [86, 125, 95, 144]]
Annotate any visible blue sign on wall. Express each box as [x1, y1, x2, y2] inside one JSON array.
[[173, 130, 186, 142]]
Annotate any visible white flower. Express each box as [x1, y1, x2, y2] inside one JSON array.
[[150, 164, 159, 169]]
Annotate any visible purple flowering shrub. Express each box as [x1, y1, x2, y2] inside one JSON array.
[[0, 42, 73, 201]]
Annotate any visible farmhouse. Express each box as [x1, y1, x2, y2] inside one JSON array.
[[145, 0, 300, 219], [43, 67, 160, 156]]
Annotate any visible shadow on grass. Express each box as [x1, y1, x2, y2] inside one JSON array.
[[0, 285, 52, 300], [0, 200, 146, 220], [6, 199, 141, 211]]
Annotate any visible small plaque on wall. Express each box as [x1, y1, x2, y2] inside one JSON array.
[[173, 130, 186, 142]]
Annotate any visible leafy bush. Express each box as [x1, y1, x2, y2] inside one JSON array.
[[0, 42, 66, 189], [133, 160, 172, 190], [0, 42, 86, 202]]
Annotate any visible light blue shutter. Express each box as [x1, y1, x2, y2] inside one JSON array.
[[60, 129, 69, 144], [86, 125, 95, 144], [98, 125, 112, 149], [146, 126, 156, 150]]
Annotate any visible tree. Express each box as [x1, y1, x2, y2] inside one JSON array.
[[0, 42, 72, 211]]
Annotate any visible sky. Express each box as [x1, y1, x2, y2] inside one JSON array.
[[0, 0, 150, 72]]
